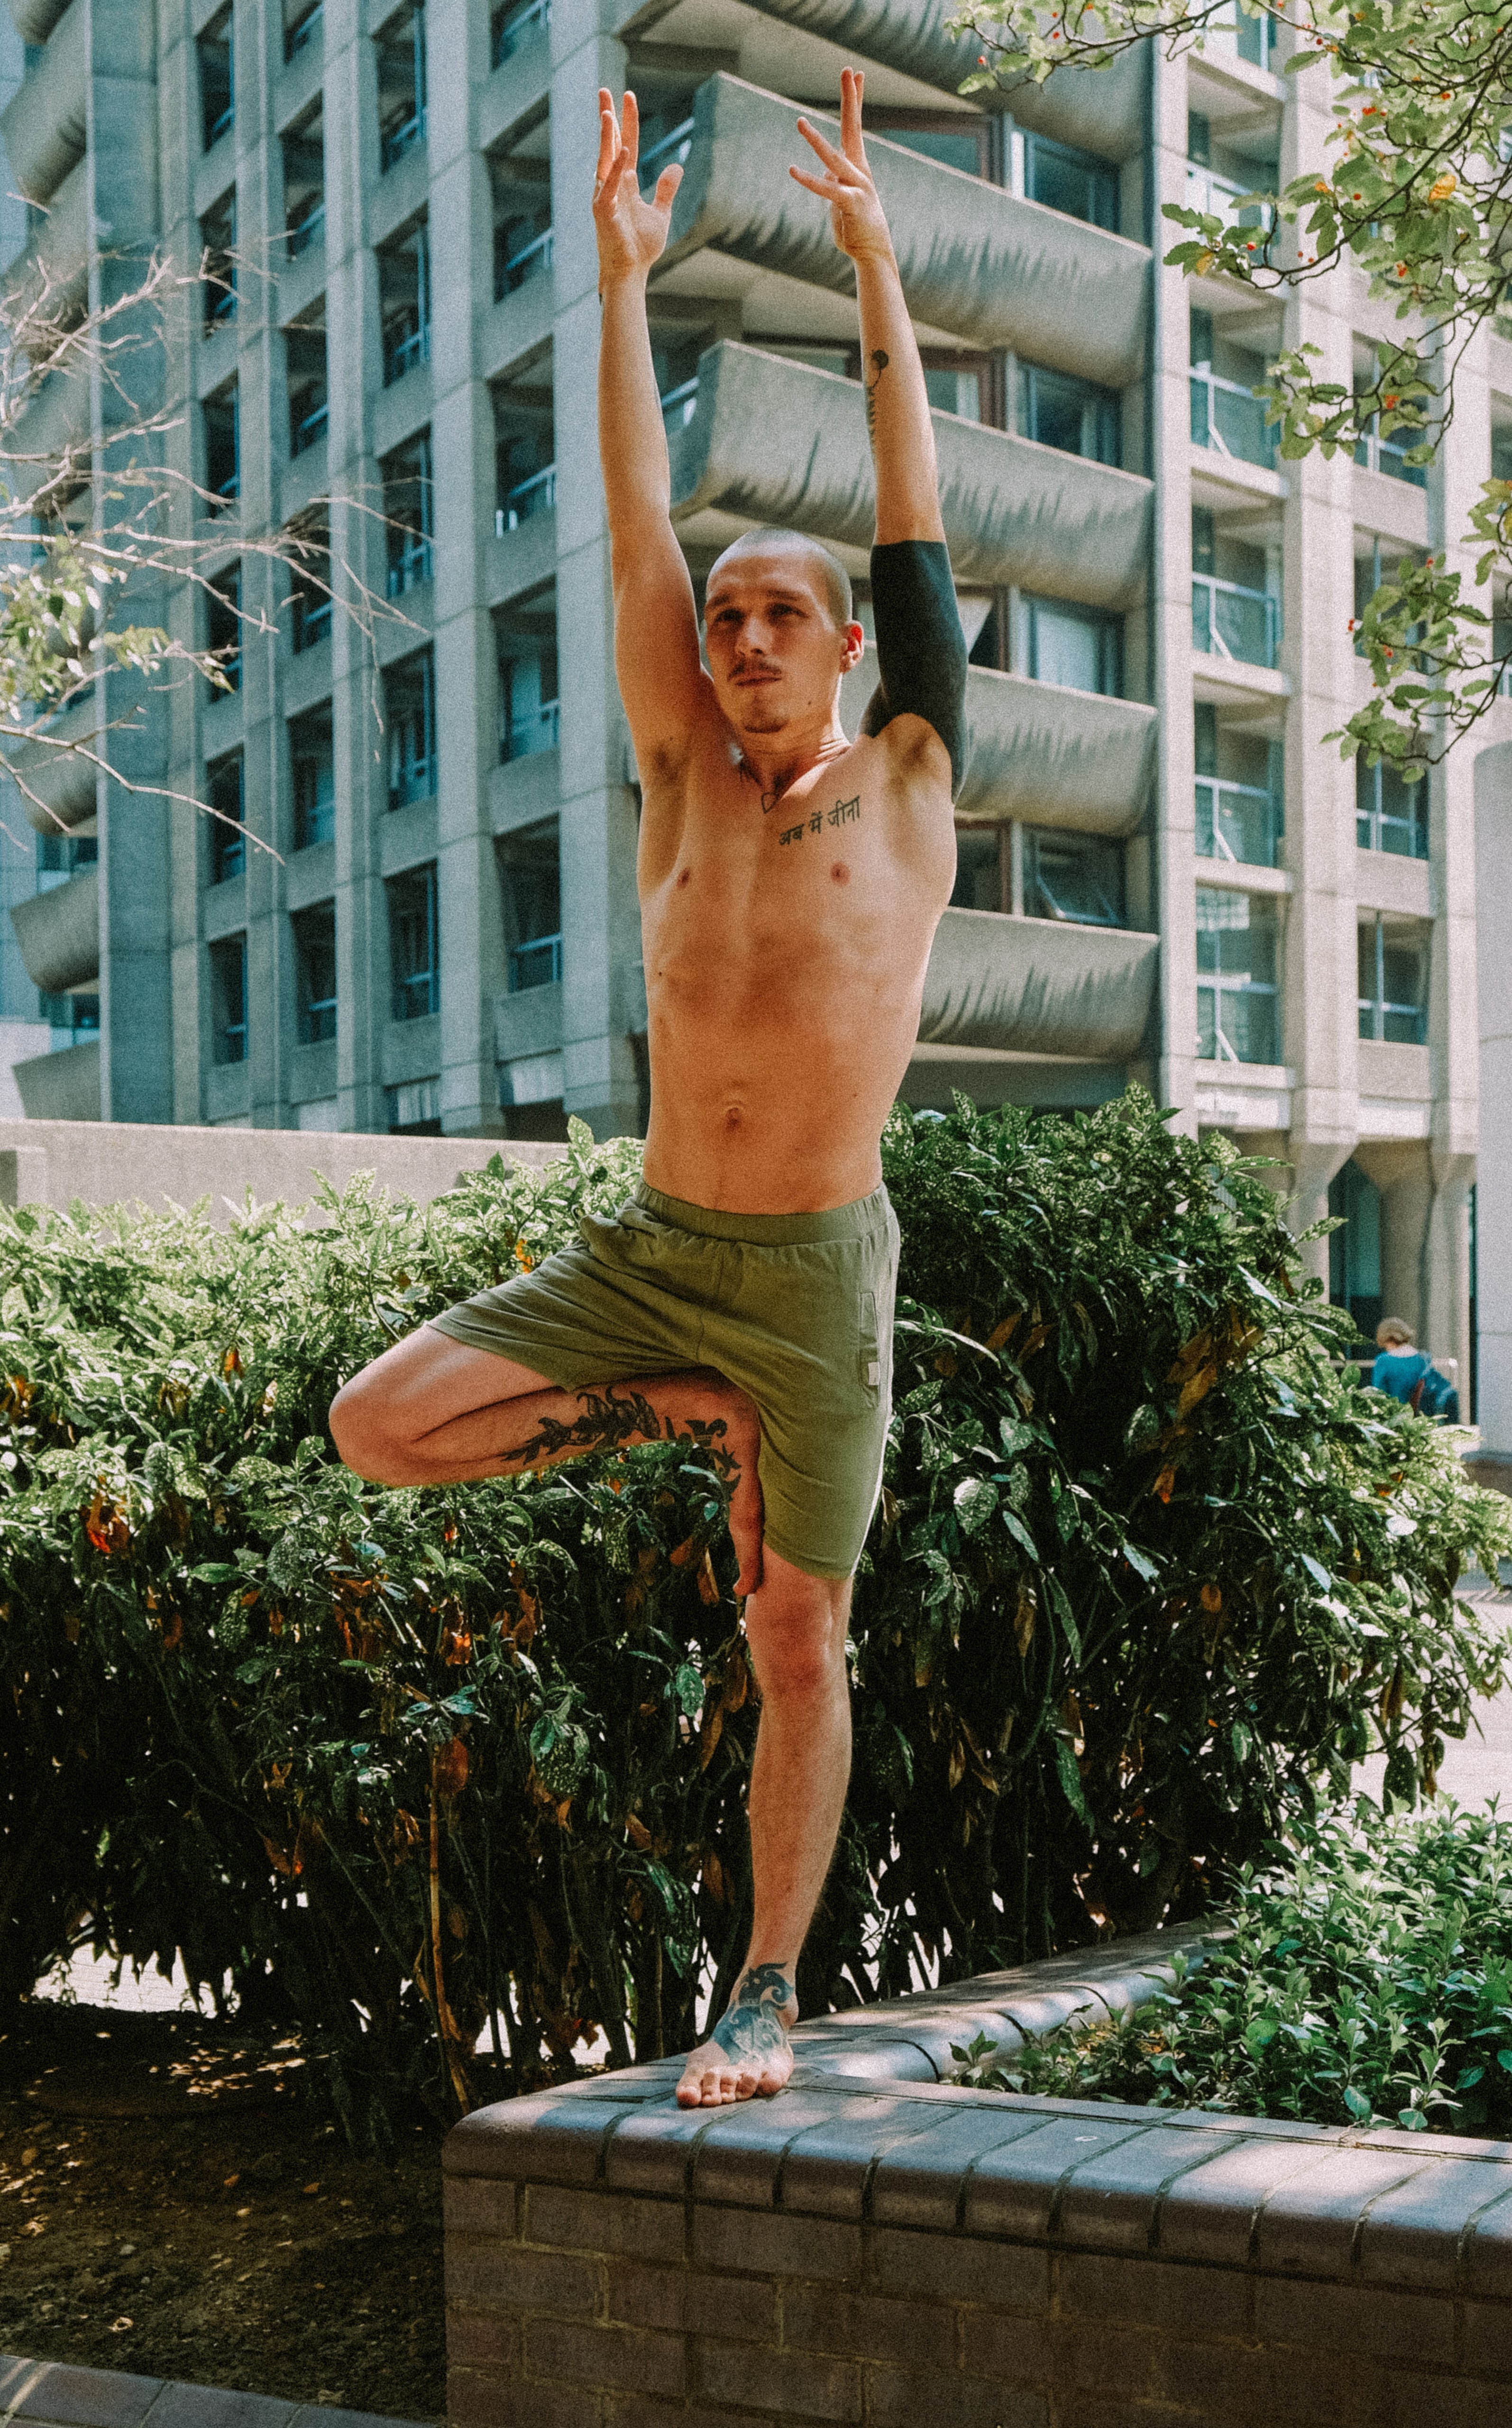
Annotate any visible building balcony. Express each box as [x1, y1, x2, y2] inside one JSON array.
[[7, 709, 101, 835], [4, 153, 88, 320], [724, 0, 1147, 156], [657, 75, 1148, 390], [1, 2, 86, 204], [11, 863, 99, 995], [837, 652, 1156, 835], [918, 904, 1159, 1061], [14, 1037, 100, 1122], [1190, 367, 1275, 469], [669, 341, 1150, 605], [1191, 571, 1279, 669]]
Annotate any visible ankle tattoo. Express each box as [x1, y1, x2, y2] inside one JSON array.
[[709, 1963, 796, 2065], [505, 1386, 739, 1484]]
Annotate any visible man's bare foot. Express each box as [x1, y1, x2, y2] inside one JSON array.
[[675, 1963, 797, 2106]]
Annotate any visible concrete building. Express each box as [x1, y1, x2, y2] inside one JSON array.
[[1, 0, 1507, 1387]]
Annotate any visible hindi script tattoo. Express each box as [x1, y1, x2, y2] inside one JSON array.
[[779, 794, 861, 846]]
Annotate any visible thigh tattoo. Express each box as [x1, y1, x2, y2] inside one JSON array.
[[505, 1386, 740, 1484]]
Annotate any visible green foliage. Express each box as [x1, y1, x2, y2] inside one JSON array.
[[0, 1094, 1506, 2143], [949, 0, 1512, 774], [954, 1802, 1512, 2136]]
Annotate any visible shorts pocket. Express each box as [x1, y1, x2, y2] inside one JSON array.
[[859, 1288, 882, 1393]]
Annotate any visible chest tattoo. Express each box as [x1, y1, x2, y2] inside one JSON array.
[[779, 794, 861, 847]]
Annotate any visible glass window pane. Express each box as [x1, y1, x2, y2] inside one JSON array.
[[885, 126, 984, 176], [950, 828, 1000, 912]]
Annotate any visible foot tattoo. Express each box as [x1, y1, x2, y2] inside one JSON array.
[[709, 1963, 797, 2069]]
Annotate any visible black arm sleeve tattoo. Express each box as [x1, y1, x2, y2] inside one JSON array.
[[860, 539, 969, 797]]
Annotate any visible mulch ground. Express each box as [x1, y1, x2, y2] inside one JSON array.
[[0, 2001, 446, 2421]]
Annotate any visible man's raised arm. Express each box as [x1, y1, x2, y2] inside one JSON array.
[[790, 70, 965, 791], [594, 90, 708, 764]]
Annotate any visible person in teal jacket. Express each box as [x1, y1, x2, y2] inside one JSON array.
[[1371, 1317, 1460, 1423]]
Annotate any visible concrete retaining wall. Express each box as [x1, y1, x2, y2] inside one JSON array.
[[0, 1117, 563, 1223], [444, 1933, 1512, 2426]]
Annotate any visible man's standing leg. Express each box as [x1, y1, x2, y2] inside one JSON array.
[[676, 1550, 852, 2106]]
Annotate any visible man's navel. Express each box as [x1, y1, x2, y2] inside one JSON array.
[[831, 862, 850, 883]]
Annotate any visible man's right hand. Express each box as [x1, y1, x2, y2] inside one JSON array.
[[595, 88, 682, 291]]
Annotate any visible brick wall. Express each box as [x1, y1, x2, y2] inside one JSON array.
[[443, 1946, 1512, 2427]]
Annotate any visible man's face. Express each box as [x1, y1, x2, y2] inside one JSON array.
[[702, 545, 864, 736]]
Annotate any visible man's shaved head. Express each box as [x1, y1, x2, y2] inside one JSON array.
[[706, 528, 854, 630]]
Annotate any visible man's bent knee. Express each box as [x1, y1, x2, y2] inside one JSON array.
[[745, 1562, 851, 1700]]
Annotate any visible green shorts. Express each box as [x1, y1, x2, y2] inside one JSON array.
[[428, 1181, 900, 1580]]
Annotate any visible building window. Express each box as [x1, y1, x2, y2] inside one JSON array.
[[199, 7, 234, 151], [922, 353, 1002, 427], [206, 566, 241, 695], [1195, 700, 1283, 868], [201, 193, 237, 331], [203, 383, 239, 513], [1013, 129, 1118, 230], [491, 0, 550, 64], [289, 523, 332, 652], [387, 1076, 440, 1134], [1353, 536, 1422, 660], [379, 218, 430, 384], [495, 365, 556, 533], [387, 862, 438, 1021], [1355, 340, 1430, 487], [1358, 915, 1427, 1044], [42, 990, 100, 1039], [1188, 306, 1275, 469], [499, 816, 561, 991], [286, 308, 328, 454], [376, 2, 427, 172], [1356, 755, 1427, 858], [950, 826, 1008, 912], [284, 0, 323, 61], [210, 934, 248, 1065], [383, 432, 432, 596], [293, 901, 337, 1042], [865, 112, 997, 181], [207, 752, 245, 883], [386, 647, 435, 809], [37, 829, 97, 881], [1329, 1158, 1383, 1348], [490, 120, 552, 301], [1017, 361, 1120, 464], [1026, 596, 1121, 695], [1024, 828, 1125, 927], [290, 705, 335, 848], [496, 600, 559, 761], [1197, 888, 1279, 1064], [1192, 505, 1279, 669], [283, 99, 325, 256]]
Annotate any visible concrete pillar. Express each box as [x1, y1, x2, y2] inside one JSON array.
[[1288, 1138, 1352, 1296], [1474, 739, 1512, 1457], [430, 0, 508, 1138], [550, 0, 642, 1143], [1148, 46, 1197, 1131]]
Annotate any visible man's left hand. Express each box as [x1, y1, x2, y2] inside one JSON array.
[[790, 68, 895, 268]]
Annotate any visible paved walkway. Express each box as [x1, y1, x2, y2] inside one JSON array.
[[0, 2358, 428, 2428], [1352, 1577, 1512, 1812]]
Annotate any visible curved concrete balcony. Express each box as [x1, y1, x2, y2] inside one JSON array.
[[7, 713, 101, 835], [920, 904, 1158, 1060], [11, 865, 98, 994], [733, 0, 1146, 155], [4, 155, 89, 320], [669, 341, 1150, 606], [1, 0, 85, 203], [658, 76, 1148, 390], [9, 0, 73, 38], [14, 1037, 99, 1122], [838, 651, 1156, 834]]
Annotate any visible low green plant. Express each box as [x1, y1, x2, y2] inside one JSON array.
[[0, 1092, 1506, 2143], [954, 1802, 1512, 2135]]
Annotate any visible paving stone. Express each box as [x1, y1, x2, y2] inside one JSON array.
[[960, 2115, 1153, 2243], [602, 2099, 716, 2198], [1055, 2124, 1247, 2255], [696, 2336, 861, 2422], [523, 2184, 686, 2266], [446, 2092, 635, 2186], [1357, 2160, 1512, 2292], [1459, 2180, 1512, 2302], [778, 2096, 958, 2220], [147, 2393, 298, 2428], [1155, 2135, 1356, 2270], [869, 2104, 1054, 2231], [800, 2041, 941, 2085], [1251, 2146, 1436, 2279], [0, 2360, 165, 2428], [868, 2225, 1048, 2312]]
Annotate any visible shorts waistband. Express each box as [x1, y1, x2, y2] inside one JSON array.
[[632, 1180, 893, 1247]]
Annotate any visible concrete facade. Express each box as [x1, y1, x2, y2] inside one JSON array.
[[2, 0, 1507, 1386]]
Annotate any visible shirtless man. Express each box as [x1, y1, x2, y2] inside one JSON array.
[[330, 68, 965, 2108]]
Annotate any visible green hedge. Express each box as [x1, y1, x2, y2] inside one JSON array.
[[0, 1095, 1506, 2145]]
